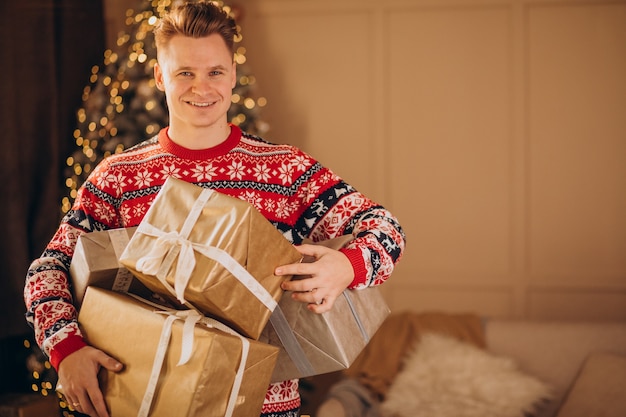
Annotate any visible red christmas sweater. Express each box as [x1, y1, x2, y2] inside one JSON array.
[[25, 125, 405, 415]]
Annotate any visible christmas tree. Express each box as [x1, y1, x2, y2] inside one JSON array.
[[62, 0, 268, 214], [29, 1, 268, 415]]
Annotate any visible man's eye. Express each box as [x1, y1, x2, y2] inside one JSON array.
[[210, 71, 223, 76], [179, 71, 192, 77]]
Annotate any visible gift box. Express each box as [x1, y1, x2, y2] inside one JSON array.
[[69, 227, 154, 308], [77, 287, 279, 417], [260, 237, 391, 382], [120, 176, 302, 339]]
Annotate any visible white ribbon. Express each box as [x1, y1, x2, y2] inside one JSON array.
[[133, 296, 250, 417], [109, 228, 134, 292], [137, 313, 179, 417], [135, 230, 196, 303], [133, 187, 277, 312]]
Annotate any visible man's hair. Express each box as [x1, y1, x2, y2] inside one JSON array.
[[154, 1, 238, 55]]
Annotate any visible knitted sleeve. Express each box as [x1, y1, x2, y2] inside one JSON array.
[[24, 158, 121, 369], [284, 147, 406, 288]]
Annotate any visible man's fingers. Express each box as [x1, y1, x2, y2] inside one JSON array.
[[290, 286, 324, 304], [67, 391, 94, 416], [307, 293, 337, 314], [75, 397, 94, 416], [282, 275, 319, 292], [88, 387, 110, 417], [85, 353, 121, 417], [289, 289, 338, 314], [56, 347, 121, 417], [78, 367, 111, 417], [275, 244, 334, 276], [276, 261, 317, 279], [101, 355, 124, 372], [293, 243, 327, 257]]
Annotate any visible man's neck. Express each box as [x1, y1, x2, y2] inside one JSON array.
[[167, 122, 231, 150]]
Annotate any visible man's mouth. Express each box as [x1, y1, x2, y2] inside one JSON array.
[[188, 101, 216, 107]]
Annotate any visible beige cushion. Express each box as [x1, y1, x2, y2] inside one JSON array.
[[316, 398, 347, 417], [380, 332, 552, 417], [485, 320, 626, 417], [556, 352, 626, 417]]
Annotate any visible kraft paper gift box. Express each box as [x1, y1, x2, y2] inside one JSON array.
[[69, 227, 154, 308], [259, 236, 391, 382], [119, 176, 302, 340], [76, 287, 279, 417]]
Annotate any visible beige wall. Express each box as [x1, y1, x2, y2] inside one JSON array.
[[104, 0, 626, 321]]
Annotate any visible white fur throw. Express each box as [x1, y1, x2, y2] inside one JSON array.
[[380, 333, 551, 417]]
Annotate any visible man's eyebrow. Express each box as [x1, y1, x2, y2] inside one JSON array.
[[174, 65, 229, 71], [171, 65, 193, 72]]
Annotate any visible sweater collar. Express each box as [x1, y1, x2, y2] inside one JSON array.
[[157, 124, 242, 160]]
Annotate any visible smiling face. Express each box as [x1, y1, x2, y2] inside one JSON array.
[[154, 34, 236, 146]]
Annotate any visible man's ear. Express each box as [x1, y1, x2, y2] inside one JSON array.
[[154, 62, 165, 91], [231, 61, 237, 89]]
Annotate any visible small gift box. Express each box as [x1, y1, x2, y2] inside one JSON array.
[[76, 287, 279, 417], [260, 237, 391, 382], [119, 177, 302, 340], [69, 227, 153, 308]]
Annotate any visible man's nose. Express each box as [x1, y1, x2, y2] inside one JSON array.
[[192, 77, 212, 94]]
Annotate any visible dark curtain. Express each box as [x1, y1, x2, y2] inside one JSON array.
[[0, 0, 104, 392]]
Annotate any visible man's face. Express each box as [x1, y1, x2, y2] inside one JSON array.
[[154, 34, 236, 134]]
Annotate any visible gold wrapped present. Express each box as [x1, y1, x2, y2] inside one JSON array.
[[77, 287, 279, 417], [260, 237, 391, 382], [120, 176, 302, 340], [69, 227, 153, 308]]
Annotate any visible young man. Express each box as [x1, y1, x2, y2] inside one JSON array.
[[24, 2, 405, 416]]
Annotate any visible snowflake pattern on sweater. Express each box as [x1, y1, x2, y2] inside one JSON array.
[[24, 125, 405, 415]]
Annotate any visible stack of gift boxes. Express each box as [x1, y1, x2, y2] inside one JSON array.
[[68, 176, 390, 416]]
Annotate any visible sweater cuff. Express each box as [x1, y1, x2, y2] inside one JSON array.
[[339, 247, 368, 288], [49, 335, 88, 370]]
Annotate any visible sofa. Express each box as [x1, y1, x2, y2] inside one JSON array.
[[303, 312, 626, 417]]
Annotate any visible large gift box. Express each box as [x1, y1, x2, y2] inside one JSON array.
[[77, 287, 279, 417], [120, 176, 302, 340], [260, 237, 391, 382], [69, 227, 153, 307]]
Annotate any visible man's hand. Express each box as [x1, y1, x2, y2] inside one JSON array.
[[275, 244, 354, 313], [57, 346, 123, 417]]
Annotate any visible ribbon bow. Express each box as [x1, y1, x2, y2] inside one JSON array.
[[131, 187, 277, 311], [134, 297, 250, 417], [135, 230, 197, 304]]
